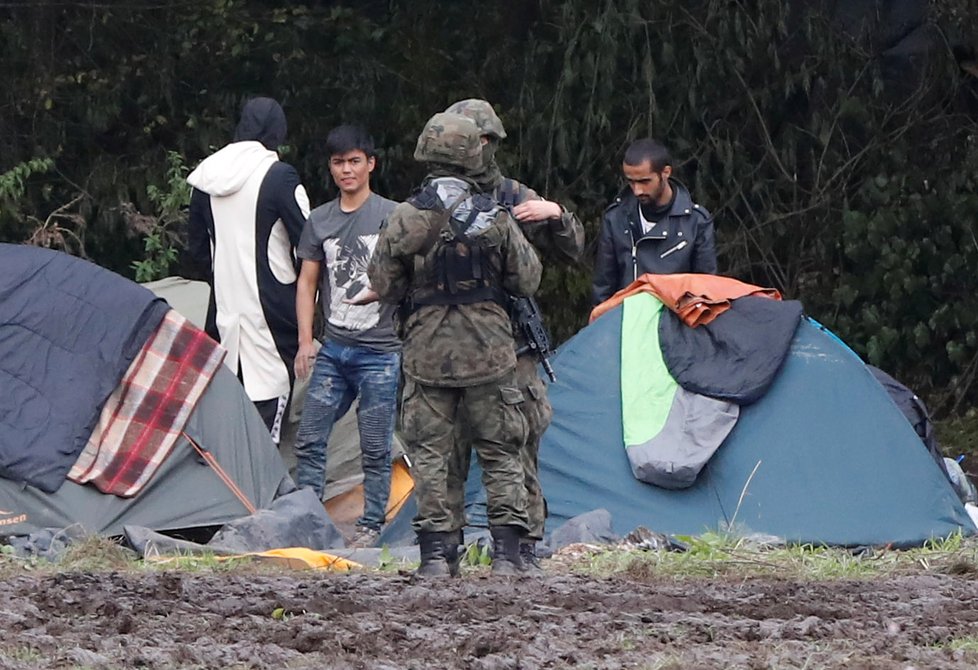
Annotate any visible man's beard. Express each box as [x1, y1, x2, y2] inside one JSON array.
[[637, 181, 665, 205]]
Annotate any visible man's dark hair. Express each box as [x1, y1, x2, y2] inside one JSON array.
[[623, 138, 671, 173], [325, 124, 376, 159]]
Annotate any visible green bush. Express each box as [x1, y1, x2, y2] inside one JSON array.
[[131, 151, 191, 282]]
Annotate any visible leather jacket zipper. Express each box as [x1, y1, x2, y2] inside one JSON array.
[[627, 227, 638, 281], [660, 240, 687, 258]]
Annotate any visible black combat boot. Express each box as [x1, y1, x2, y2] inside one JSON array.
[[489, 525, 524, 576], [443, 528, 464, 578], [416, 531, 452, 578], [519, 541, 544, 576]]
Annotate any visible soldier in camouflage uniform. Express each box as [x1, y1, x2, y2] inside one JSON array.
[[367, 112, 542, 577], [444, 99, 586, 573]]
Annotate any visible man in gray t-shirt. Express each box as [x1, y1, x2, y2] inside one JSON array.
[[293, 125, 399, 548], [298, 194, 400, 352]]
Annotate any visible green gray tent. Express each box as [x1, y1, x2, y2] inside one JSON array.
[[0, 365, 290, 537], [0, 252, 289, 537], [537, 297, 975, 547]]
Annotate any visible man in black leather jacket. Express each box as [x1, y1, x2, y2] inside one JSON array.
[[591, 138, 717, 305]]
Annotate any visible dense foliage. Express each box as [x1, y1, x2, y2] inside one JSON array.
[[2, 0, 977, 410]]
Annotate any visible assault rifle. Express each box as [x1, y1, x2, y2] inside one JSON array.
[[510, 296, 557, 383]]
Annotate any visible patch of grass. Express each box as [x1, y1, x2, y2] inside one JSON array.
[[0, 545, 27, 579], [5, 525, 977, 582], [57, 536, 140, 571], [941, 635, 978, 652], [376, 545, 397, 571], [562, 531, 978, 581], [463, 541, 493, 567], [0, 645, 42, 663], [0, 535, 299, 576], [370, 545, 418, 573], [144, 552, 256, 572], [0, 535, 140, 577]]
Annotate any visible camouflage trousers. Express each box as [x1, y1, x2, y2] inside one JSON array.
[[400, 369, 529, 533], [447, 355, 553, 540]]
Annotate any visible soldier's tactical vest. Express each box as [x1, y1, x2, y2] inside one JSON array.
[[406, 176, 509, 312]]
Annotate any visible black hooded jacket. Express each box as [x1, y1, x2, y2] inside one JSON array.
[[185, 97, 310, 404]]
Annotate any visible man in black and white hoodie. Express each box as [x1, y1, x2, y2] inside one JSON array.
[[187, 97, 311, 441]]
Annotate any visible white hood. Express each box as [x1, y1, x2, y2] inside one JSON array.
[[186, 141, 279, 197]]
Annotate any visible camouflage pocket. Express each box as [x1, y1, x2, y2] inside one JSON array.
[[522, 378, 553, 443], [499, 386, 525, 405], [497, 385, 529, 452]]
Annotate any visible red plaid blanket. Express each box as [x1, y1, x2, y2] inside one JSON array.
[[69, 310, 226, 497]]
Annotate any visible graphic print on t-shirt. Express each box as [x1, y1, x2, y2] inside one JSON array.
[[323, 233, 380, 332]]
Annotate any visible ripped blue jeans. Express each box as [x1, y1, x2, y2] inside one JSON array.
[[294, 340, 400, 531]]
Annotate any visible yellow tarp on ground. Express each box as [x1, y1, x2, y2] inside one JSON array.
[[147, 547, 362, 571], [228, 547, 362, 571]]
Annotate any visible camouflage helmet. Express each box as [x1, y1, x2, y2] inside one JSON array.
[[413, 112, 484, 171], [444, 98, 507, 140]]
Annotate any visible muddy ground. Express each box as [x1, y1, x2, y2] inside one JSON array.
[[2, 567, 978, 669]]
